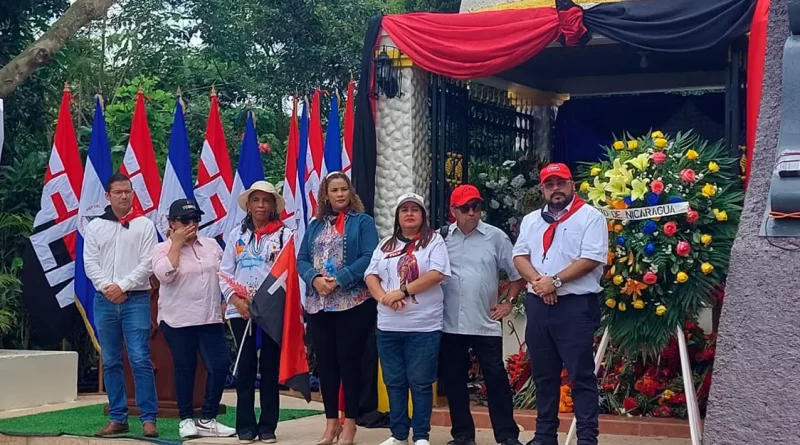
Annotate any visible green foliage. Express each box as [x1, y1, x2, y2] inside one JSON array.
[[576, 131, 744, 356]]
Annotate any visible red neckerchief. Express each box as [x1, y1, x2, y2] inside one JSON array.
[[254, 220, 284, 242], [333, 211, 347, 235], [542, 196, 585, 259], [100, 205, 145, 229]]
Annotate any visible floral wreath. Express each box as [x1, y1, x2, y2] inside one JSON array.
[[577, 131, 744, 355]]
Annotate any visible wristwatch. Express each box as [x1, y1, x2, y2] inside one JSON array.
[[508, 295, 518, 305], [552, 275, 563, 289], [400, 283, 410, 297]]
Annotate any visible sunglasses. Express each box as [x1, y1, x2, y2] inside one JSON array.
[[454, 202, 482, 213], [175, 216, 201, 224]]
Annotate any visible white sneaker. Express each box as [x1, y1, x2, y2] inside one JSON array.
[[178, 419, 198, 438], [379, 438, 408, 445], [195, 418, 237, 437], [414, 440, 430, 445]]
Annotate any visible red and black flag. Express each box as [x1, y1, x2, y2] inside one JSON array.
[[250, 234, 311, 402]]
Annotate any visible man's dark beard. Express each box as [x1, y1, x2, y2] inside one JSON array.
[[547, 192, 574, 212]]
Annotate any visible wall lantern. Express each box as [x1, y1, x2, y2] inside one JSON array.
[[373, 46, 403, 99]]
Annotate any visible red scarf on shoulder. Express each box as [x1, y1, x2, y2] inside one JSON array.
[[254, 220, 284, 242], [542, 196, 585, 259]]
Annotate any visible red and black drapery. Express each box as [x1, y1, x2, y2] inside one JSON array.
[[352, 0, 764, 214]]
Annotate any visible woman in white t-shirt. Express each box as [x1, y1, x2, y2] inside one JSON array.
[[365, 193, 451, 445]]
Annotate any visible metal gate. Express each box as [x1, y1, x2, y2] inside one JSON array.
[[429, 75, 539, 227]]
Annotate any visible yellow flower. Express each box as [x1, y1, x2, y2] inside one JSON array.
[[632, 299, 645, 310], [686, 149, 699, 161], [614, 224, 623, 233], [587, 177, 609, 206], [590, 167, 602, 176], [626, 153, 650, 171], [655, 305, 667, 317], [613, 275, 624, 286], [618, 302, 627, 312], [701, 262, 715, 275], [701, 183, 716, 198], [663, 390, 675, 400], [708, 161, 720, 173], [630, 178, 650, 201], [714, 209, 728, 221], [676, 272, 689, 283], [651, 130, 664, 139], [654, 138, 668, 149], [613, 140, 625, 150], [627, 140, 638, 150], [605, 298, 617, 309], [580, 181, 590, 192], [701, 234, 712, 246]]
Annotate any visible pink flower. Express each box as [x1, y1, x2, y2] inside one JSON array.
[[650, 180, 664, 195], [663, 221, 678, 237], [259, 142, 272, 154], [686, 210, 699, 223], [652, 152, 667, 165], [676, 241, 691, 257], [643, 272, 658, 285], [680, 169, 697, 183]]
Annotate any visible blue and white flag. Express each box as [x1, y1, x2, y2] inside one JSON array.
[[75, 97, 113, 350], [156, 98, 195, 237], [223, 110, 265, 243], [321, 94, 341, 177], [297, 101, 310, 223]]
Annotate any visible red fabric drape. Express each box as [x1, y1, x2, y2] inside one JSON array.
[[381, 9, 565, 79], [745, 0, 770, 188]]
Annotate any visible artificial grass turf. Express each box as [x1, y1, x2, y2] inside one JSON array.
[[0, 404, 322, 443]]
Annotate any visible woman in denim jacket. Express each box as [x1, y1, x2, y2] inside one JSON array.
[[297, 171, 379, 445]]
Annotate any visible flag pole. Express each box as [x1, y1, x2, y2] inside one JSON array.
[[232, 318, 252, 376]]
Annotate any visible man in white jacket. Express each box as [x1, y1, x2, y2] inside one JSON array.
[[84, 173, 159, 438]]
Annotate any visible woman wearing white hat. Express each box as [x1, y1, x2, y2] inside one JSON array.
[[219, 181, 292, 444], [364, 193, 451, 445]]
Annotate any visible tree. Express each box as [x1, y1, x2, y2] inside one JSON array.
[[0, 0, 117, 98]]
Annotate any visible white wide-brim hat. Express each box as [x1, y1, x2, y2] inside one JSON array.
[[238, 180, 286, 214], [395, 192, 426, 211]]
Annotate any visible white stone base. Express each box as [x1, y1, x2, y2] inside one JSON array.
[[0, 350, 78, 411]]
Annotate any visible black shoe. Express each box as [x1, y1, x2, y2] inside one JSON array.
[[259, 432, 277, 443], [447, 438, 477, 445], [238, 431, 257, 444], [500, 439, 523, 445], [524, 439, 557, 445]]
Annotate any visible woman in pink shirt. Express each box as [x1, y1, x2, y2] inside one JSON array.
[[152, 199, 235, 439]]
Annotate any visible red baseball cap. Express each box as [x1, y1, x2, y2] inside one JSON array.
[[539, 163, 573, 184], [450, 184, 483, 207]]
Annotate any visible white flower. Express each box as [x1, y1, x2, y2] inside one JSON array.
[[498, 177, 509, 187], [490, 199, 500, 209], [503, 195, 514, 207], [508, 217, 518, 226], [486, 181, 497, 189], [478, 173, 488, 180], [502, 160, 517, 168], [510, 174, 526, 188]]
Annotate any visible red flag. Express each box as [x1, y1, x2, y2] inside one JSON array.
[[745, 0, 770, 188], [342, 81, 356, 178], [250, 235, 311, 401], [22, 86, 84, 343], [196, 89, 234, 240], [282, 98, 302, 226], [305, 90, 325, 216], [121, 91, 162, 223]]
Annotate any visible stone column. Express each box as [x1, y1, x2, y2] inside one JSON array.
[[373, 43, 430, 238]]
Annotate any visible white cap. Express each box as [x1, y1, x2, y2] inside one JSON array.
[[395, 192, 425, 210]]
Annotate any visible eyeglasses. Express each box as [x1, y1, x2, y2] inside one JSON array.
[[175, 216, 201, 224], [541, 179, 572, 191], [109, 190, 134, 196], [455, 202, 482, 213]]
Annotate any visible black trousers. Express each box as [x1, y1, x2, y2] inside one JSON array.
[[307, 299, 377, 419], [525, 293, 600, 445], [230, 318, 280, 437], [439, 333, 519, 443]]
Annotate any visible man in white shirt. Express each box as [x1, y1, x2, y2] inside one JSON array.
[[84, 173, 159, 438], [440, 185, 525, 445], [512, 164, 608, 445]]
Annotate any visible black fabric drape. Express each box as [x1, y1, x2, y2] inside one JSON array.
[[352, 14, 383, 216], [583, 0, 756, 53]]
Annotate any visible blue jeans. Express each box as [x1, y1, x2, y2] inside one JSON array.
[[160, 322, 231, 420], [377, 330, 441, 442], [94, 291, 158, 424]]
